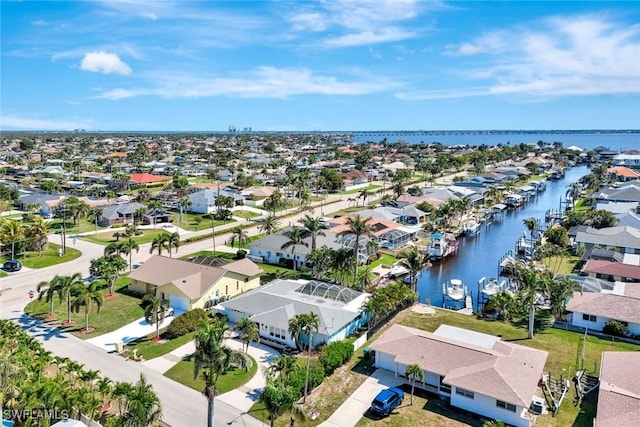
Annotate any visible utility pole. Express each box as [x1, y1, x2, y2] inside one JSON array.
[[211, 213, 216, 254]]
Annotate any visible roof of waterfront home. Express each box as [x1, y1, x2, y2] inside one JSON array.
[[369, 324, 547, 407], [566, 289, 640, 324], [596, 352, 640, 427], [575, 226, 640, 250]]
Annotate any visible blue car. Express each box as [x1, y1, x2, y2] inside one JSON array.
[[370, 387, 404, 416]]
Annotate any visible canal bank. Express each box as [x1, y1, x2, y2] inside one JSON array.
[[417, 166, 590, 309]]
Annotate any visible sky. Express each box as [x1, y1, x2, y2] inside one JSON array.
[[1, 0, 639, 132]]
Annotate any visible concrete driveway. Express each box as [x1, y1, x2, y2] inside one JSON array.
[[86, 313, 180, 352], [320, 369, 405, 427]]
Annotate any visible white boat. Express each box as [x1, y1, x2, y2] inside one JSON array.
[[427, 232, 459, 260], [443, 279, 467, 301], [463, 219, 480, 236], [478, 276, 504, 296], [388, 262, 410, 278]]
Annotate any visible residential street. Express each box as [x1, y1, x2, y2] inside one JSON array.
[[0, 189, 380, 427]]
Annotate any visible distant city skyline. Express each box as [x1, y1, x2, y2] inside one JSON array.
[[2, 1, 639, 132]]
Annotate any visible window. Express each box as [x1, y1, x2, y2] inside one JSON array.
[[582, 314, 597, 322], [455, 388, 474, 399], [439, 376, 451, 394], [496, 400, 516, 412]]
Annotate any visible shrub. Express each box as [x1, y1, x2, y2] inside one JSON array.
[[603, 320, 628, 337], [236, 249, 247, 259], [319, 340, 354, 375], [287, 360, 324, 397], [164, 308, 208, 339]]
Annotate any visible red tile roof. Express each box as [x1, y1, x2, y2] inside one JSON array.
[[129, 173, 168, 184]]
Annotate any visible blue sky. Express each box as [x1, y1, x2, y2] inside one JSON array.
[[1, 1, 639, 131]]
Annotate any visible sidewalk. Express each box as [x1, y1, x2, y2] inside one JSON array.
[[143, 336, 279, 412]]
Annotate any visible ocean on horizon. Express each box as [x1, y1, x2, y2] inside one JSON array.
[[352, 131, 639, 152]]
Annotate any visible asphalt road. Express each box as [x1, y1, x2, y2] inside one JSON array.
[[0, 189, 377, 427]]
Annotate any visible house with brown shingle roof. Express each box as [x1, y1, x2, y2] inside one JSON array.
[[596, 352, 640, 427], [369, 324, 547, 427], [127, 255, 263, 312]]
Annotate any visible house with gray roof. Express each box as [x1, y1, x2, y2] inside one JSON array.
[[592, 184, 640, 203], [249, 229, 344, 269], [98, 202, 146, 226], [369, 324, 547, 427], [596, 352, 640, 427], [214, 278, 370, 350], [575, 226, 640, 254], [188, 188, 245, 214]]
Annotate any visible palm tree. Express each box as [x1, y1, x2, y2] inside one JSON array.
[[337, 214, 374, 281], [147, 201, 164, 229], [259, 377, 300, 427], [259, 214, 280, 235], [179, 197, 191, 224], [90, 255, 127, 296], [405, 364, 424, 405], [299, 312, 320, 404], [50, 273, 84, 325], [236, 317, 260, 354], [397, 246, 431, 293], [87, 207, 102, 235], [120, 374, 162, 427], [510, 262, 550, 339], [150, 233, 169, 255], [228, 226, 249, 249], [142, 294, 170, 339], [26, 216, 50, 256], [37, 279, 62, 317], [523, 217, 538, 242], [299, 214, 327, 251], [193, 319, 251, 427], [166, 232, 180, 258], [70, 281, 104, 332], [0, 219, 24, 260], [120, 237, 140, 271], [280, 226, 310, 276]]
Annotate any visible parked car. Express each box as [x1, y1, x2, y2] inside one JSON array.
[[159, 306, 175, 317], [3, 259, 22, 272], [370, 387, 404, 417]]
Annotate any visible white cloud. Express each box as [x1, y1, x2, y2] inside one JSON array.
[[80, 51, 132, 75], [424, 14, 640, 100], [0, 115, 91, 130], [96, 66, 400, 99], [288, 11, 327, 32], [325, 27, 417, 47]]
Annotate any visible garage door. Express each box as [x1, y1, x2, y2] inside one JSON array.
[[169, 295, 190, 314]]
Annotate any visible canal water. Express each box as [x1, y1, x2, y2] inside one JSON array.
[[417, 165, 590, 309]]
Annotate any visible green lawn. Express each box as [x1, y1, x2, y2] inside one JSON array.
[[125, 330, 198, 360], [339, 185, 382, 195], [49, 218, 109, 235], [80, 229, 169, 245], [1, 243, 81, 269], [25, 278, 146, 339], [369, 253, 398, 269], [171, 212, 234, 231], [233, 210, 261, 220], [165, 354, 257, 395], [541, 254, 580, 275], [400, 309, 640, 427]]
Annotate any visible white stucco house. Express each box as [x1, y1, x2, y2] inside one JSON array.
[[369, 324, 547, 427], [566, 283, 640, 336]]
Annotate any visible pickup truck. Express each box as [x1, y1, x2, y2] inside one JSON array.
[[369, 387, 404, 417]]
